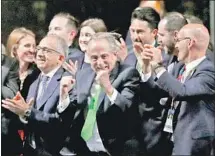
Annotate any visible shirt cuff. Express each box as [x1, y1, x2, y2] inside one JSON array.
[[19, 116, 28, 124], [156, 68, 166, 78], [107, 88, 118, 105], [58, 96, 70, 113], [140, 72, 152, 82]]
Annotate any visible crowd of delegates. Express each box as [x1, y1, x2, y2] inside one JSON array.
[[1, 5, 215, 156]]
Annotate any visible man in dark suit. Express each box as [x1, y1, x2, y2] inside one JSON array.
[[48, 12, 85, 70], [141, 24, 215, 155], [58, 32, 140, 156], [2, 34, 71, 156], [1, 54, 23, 156], [124, 7, 161, 68]]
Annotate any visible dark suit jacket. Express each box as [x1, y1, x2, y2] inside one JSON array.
[[123, 49, 172, 156], [148, 58, 215, 155], [62, 63, 140, 155], [1, 54, 23, 156], [67, 47, 85, 70], [24, 67, 71, 156]]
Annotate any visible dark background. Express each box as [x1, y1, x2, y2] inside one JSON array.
[[1, 0, 210, 45]]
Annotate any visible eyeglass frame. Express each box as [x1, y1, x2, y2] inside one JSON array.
[[175, 37, 191, 43], [35, 46, 61, 55]]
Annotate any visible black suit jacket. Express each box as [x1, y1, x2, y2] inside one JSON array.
[[1, 54, 23, 156], [62, 63, 140, 155], [123, 49, 172, 155]]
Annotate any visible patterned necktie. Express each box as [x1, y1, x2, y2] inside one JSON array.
[[36, 75, 49, 107], [177, 65, 186, 82], [81, 85, 101, 141]]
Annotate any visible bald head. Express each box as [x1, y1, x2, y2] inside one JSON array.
[[180, 24, 210, 52]]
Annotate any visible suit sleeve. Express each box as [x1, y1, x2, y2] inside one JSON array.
[[112, 68, 140, 112], [2, 59, 19, 99], [156, 68, 215, 100]]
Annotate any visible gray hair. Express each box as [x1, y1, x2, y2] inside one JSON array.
[[88, 32, 121, 53], [45, 34, 68, 58]]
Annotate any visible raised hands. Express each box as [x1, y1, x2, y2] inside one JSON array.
[[2, 92, 34, 116], [60, 76, 75, 100], [116, 38, 128, 62], [62, 60, 78, 75], [95, 70, 114, 96]]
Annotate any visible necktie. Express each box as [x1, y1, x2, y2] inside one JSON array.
[[177, 65, 186, 82], [36, 75, 49, 107], [81, 85, 101, 141]]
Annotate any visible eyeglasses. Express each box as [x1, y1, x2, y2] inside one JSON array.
[[35, 46, 60, 55], [175, 37, 191, 43]]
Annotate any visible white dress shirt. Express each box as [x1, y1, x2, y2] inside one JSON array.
[[58, 80, 118, 153]]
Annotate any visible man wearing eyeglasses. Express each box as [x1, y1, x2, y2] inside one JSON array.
[[141, 23, 215, 155], [2, 34, 71, 156]]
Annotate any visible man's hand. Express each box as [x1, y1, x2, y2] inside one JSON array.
[[60, 76, 75, 100], [116, 38, 128, 62], [62, 60, 78, 75], [95, 70, 114, 96], [2, 92, 34, 116]]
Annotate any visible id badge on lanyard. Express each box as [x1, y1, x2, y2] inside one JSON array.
[[163, 108, 174, 133]]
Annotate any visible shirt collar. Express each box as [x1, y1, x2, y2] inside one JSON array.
[[185, 56, 206, 73], [84, 53, 91, 63], [41, 66, 61, 79]]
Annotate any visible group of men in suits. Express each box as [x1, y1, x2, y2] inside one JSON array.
[[2, 7, 215, 156]]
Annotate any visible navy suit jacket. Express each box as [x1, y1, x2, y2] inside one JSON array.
[[123, 48, 172, 155], [148, 58, 215, 155], [67, 48, 85, 70], [61, 63, 140, 155], [25, 67, 71, 155]]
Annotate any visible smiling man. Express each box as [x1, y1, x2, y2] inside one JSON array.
[[2, 34, 70, 156], [58, 32, 141, 156]]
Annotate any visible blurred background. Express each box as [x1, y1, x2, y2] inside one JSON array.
[[1, 0, 214, 46]]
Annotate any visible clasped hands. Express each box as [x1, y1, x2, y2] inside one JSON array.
[[133, 42, 163, 72]]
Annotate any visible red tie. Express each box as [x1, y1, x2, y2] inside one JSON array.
[[177, 65, 186, 81]]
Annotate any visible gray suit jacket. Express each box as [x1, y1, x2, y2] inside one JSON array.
[[25, 67, 71, 156], [148, 59, 215, 155], [62, 63, 140, 155]]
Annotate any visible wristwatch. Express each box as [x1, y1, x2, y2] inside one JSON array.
[[23, 108, 31, 119]]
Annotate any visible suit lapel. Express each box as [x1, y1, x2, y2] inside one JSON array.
[[36, 68, 63, 110], [78, 67, 95, 103], [27, 78, 40, 107]]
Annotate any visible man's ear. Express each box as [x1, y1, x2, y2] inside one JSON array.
[[173, 31, 179, 40], [59, 55, 65, 61], [152, 29, 158, 37], [68, 30, 77, 41]]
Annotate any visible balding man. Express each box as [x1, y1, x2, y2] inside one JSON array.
[[141, 24, 215, 155], [2, 34, 71, 156]]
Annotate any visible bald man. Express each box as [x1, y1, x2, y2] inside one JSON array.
[[140, 24, 215, 155]]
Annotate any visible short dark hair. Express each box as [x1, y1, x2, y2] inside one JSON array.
[[131, 7, 160, 30], [162, 12, 188, 32]]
